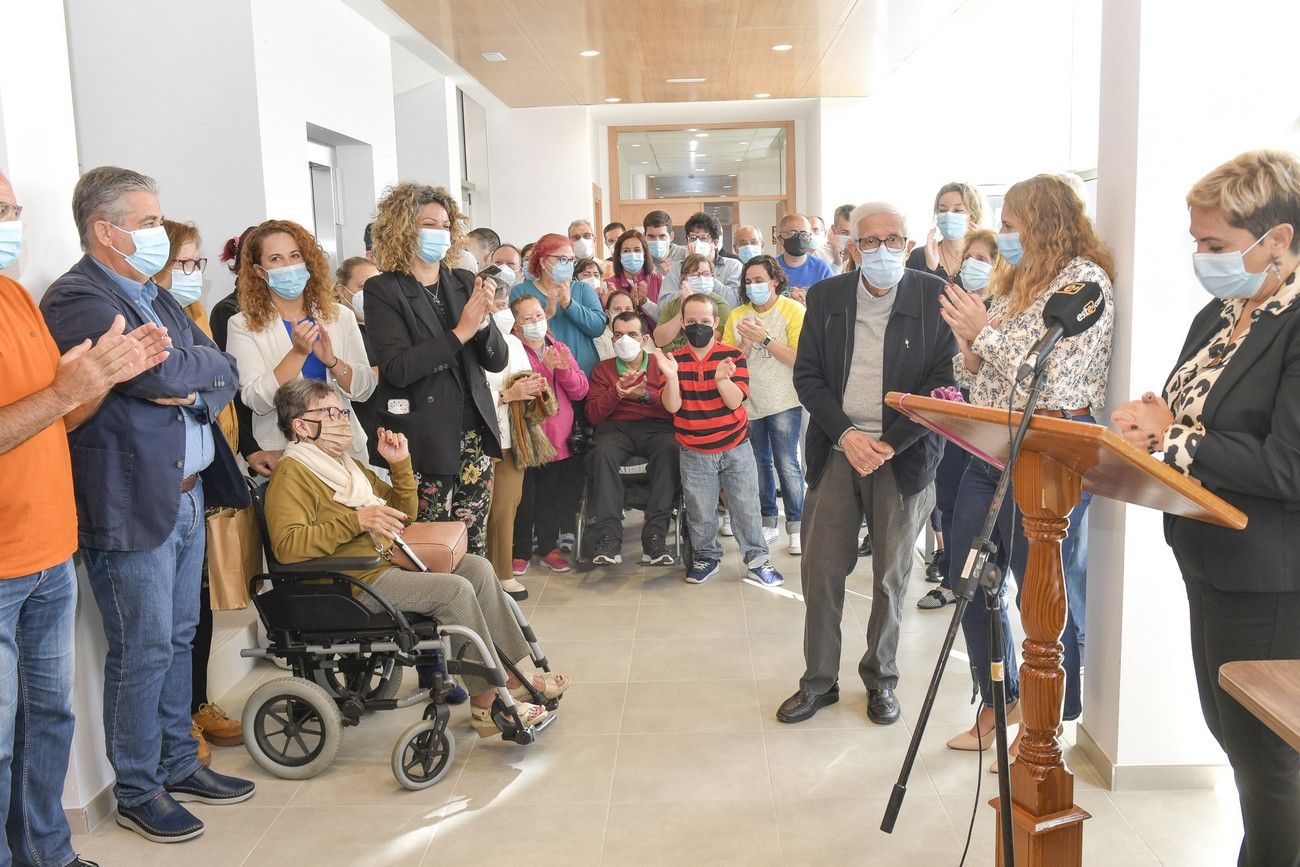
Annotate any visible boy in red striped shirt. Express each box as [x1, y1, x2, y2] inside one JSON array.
[[657, 294, 785, 586]]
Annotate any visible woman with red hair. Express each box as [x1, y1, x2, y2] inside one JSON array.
[[509, 232, 606, 376]]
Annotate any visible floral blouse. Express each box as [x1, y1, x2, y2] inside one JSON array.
[[1160, 277, 1300, 475], [955, 257, 1115, 413]]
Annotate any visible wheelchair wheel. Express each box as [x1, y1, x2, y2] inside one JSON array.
[[310, 654, 404, 703], [391, 719, 455, 790], [243, 677, 343, 780]]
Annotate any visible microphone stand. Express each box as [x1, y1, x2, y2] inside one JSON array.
[[881, 361, 1052, 867]]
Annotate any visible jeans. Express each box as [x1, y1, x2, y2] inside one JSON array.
[[84, 483, 205, 809], [749, 406, 805, 532], [950, 456, 1090, 719], [1065, 507, 1089, 649], [1, 558, 76, 867], [931, 441, 972, 588], [679, 439, 768, 568]]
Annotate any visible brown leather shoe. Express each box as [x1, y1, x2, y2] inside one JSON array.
[[191, 722, 211, 768], [192, 703, 244, 747]]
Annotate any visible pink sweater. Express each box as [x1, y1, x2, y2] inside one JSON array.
[[522, 335, 589, 460]]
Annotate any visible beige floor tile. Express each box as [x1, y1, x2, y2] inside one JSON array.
[[764, 726, 932, 800], [78, 805, 281, 867], [742, 596, 810, 636], [526, 602, 639, 640], [450, 733, 618, 807], [610, 731, 772, 802], [285, 729, 474, 807], [748, 630, 873, 683], [620, 678, 762, 734], [548, 680, 627, 735], [628, 635, 755, 681], [538, 638, 635, 682], [1108, 786, 1244, 866], [774, 794, 964, 866], [244, 804, 438, 866], [640, 570, 745, 604], [602, 800, 782, 865], [534, 570, 644, 606], [204, 742, 304, 807], [634, 600, 748, 639], [424, 801, 608, 865]]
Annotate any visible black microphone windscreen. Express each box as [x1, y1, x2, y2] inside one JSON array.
[[1042, 281, 1104, 337]]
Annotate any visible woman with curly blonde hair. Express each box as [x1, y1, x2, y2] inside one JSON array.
[[226, 219, 375, 463], [937, 173, 1114, 759], [363, 183, 507, 555]]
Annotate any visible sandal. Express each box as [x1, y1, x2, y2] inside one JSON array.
[[917, 587, 955, 609], [510, 672, 571, 701], [470, 700, 548, 737]]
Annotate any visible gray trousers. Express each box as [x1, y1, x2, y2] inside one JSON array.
[[363, 554, 532, 695], [800, 451, 934, 693]]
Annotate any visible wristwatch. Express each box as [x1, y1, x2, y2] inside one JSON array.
[[761, 336, 772, 348]]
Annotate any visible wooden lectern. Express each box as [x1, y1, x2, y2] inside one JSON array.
[[885, 392, 1246, 867]]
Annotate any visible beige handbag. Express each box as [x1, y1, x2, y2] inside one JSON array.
[[385, 521, 468, 573]]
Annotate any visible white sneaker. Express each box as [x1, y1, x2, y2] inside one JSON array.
[[762, 526, 780, 545], [558, 532, 575, 553], [720, 513, 734, 536], [788, 532, 802, 555]]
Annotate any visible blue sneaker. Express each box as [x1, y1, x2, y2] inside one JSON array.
[[165, 766, 255, 805], [116, 793, 204, 843], [443, 683, 469, 704], [748, 561, 785, 586], [684, 557, 720, 584]]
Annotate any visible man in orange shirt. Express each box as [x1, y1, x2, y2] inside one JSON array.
[[0, 169, 169, 867]]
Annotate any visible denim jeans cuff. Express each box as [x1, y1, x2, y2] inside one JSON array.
[[785, 519, 801, 534], [762, 515, 779, 529]]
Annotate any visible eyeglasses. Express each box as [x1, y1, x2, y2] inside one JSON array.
[[300, 407, 352, 421], [778, 230, 811, 241], [855, 235, 908, 252], [546, 254, 577, 266], [686, 233, 715, 243], [0, 203, 23, 222], [173, 257, 208, 275]]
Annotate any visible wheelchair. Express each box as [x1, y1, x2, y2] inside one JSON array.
[[239, 481, 558, 790], [570, 421, 690, 571]]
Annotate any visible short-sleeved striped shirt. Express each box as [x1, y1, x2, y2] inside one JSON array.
[[671, 341, 750, 453]]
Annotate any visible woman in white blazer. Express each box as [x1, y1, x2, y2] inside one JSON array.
[[227, 219, 376, 462]]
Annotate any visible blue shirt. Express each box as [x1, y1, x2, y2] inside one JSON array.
[[509, 279, 606, 375], [91, 258, 215, 477], [283, 319, 327, 380], [777, 253, 834, 290]]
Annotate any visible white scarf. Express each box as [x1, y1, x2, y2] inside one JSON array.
[[282, 440, 384, 509]]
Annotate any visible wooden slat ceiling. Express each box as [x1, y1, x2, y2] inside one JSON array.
[[382, 0, 970, 107]]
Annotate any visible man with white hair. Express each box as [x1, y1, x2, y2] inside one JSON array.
[[733, 224, 766, 264], [777, 201, 955, 726], [569, 218, 612, 279]]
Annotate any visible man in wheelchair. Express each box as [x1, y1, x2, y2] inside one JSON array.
[[264, 379, 569, 737], [583, 311, 681, 565]]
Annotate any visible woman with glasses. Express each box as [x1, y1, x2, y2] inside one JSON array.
[[907, 182, 985, 282], [227, 219, 375, 466], [652, 253, 733, 352], [937, 174, 1114, 764], [509, 233, 606, 376], [363, 184, 507, 556]]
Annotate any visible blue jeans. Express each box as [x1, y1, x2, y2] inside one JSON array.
[[932, 441, 972, 588], [748, 406, 805, 531], [950, 456, 1090, 720], [1, 558, 76, 867], [1065, 507, 1089, 649], [84, 483, 205, 809], [680, 439, 768, 568]]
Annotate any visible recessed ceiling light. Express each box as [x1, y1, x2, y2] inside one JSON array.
[[753, 92, 771, 99], [772, 44, 793, 51], [482, 51, 507, 62], [604, 97, 621, 103], [695, 153, 708, 157], [695, 132, 709, 138], [579, 49, 600, 57], [734, 158, 743, 162], [667, 77, 706, 84], [641, 161, 648, 164], [631, 143, 641, 147]]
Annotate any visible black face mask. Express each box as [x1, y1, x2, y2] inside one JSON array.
[[684, 323, 714, 349], [783, 234, 810, 257]]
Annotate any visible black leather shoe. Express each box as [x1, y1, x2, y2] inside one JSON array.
[[776, 683, 840, 723], [866, 687, 900, 725], [858, 534, 872, 557], [166, 766, 255, 805]]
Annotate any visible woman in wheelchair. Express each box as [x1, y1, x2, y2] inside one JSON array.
[[264, 379, 570, 736]]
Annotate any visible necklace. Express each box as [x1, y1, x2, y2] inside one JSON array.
[[938, 240, 962, 276]]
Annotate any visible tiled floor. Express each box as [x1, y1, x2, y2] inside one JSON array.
[[73, 521, 1245, 865]]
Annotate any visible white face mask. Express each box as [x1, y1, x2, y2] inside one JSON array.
[[493, 264, 517, 286], [492, 307, 516, 333], [349, 289, 365, 318], [613, 333, 642, 362], [685, 275, 714, 295], [689, 238, 713, 257], [521, 320, 548, 341], [573, 237, 595, 258], [579, 275, 601, 292]]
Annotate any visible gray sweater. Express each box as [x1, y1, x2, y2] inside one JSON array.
[[841, 279, 897, 437]]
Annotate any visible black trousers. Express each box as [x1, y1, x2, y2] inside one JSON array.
[[190, 560, 212, 715], [1184, 578, 1300, 867], [513, 457, 582, 559], [585, 418, 680, 547]]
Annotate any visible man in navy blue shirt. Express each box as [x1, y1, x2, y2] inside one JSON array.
[[775, 214, 834, 303]]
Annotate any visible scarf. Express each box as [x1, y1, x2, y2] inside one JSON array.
[[282, 440, 384, 508], [506, 370, 559, 469]]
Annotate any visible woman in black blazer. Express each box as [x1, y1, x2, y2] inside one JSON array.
[[363, 183, 507, 555], [1113, 149, 1300, 867]]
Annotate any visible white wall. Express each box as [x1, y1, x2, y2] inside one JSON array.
[[486, 106, 593, 247]]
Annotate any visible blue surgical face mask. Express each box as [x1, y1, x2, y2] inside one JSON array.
[[738, 243, 762, 263], [996, 231, 1024, 267], [647, 238, 670, 259], [860, 246, 907, 290], [746, 281, 772, 306], [1193, 231, 1273, 300], [168, 268, 204, 306], [264, 262, 310, 299], [958, 258, 992, 292], [549, 259, 575, 283], [935, 211, 969, 240], [686, 275, 714, 295], [111, 223, 170, 278], [0, 220, 22, 269], [417, 227, 452, 264], [620, 251, 645, 273]]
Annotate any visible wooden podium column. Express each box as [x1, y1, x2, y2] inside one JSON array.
[[992, 451, 1091, 866]]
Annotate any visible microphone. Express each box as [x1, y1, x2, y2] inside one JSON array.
[[1015, 281, 1105, 382]]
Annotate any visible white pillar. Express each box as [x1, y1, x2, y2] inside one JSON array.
[[1084, 0, 1300, 787]]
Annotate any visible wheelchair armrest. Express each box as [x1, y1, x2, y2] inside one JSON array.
[[272, 555, 382, 573]]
